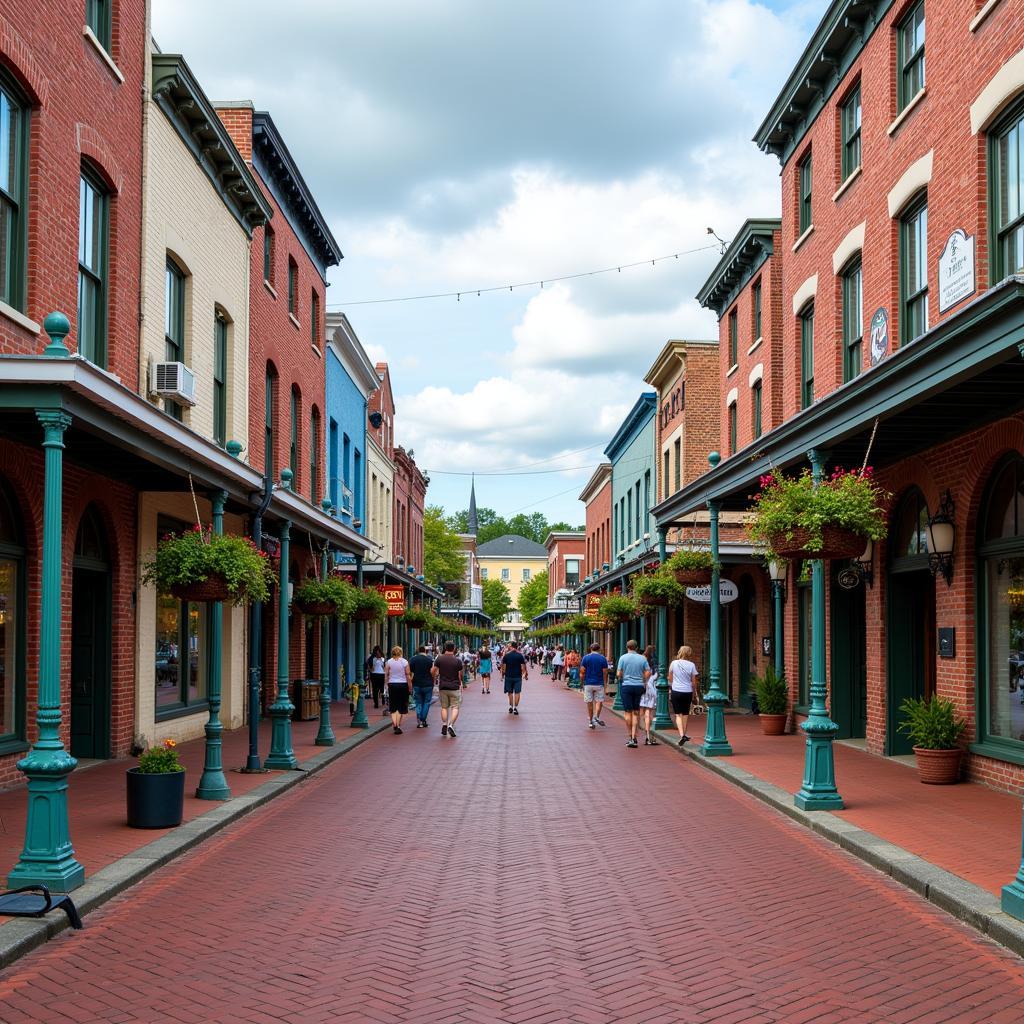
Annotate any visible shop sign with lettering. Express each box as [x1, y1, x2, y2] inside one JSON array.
[[378, 584, 406, 616], [685, 580, 739, 605], [938, 229, 975, 313]]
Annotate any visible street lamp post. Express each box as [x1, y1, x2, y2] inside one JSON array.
[[315, 513, 336, 747], [350, 554, 369, 728], [653, 528, 672, 730], [266, 470, 297, 769], [794, 448, 844, 810], [768, 559, 786, 678]]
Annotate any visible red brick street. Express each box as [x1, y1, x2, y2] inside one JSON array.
[[2, 682, 1023, 1024]]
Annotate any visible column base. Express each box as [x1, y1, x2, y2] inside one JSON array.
[[1002, 876, 1024, 921], [350, 691, 369, 729], [612, 689, 624, 711], [265, 701, 297, 770], [195, 772, 231, 801], [794, 790, 844, 810], [7, 854, 85, 893], [794, 724, 843, 809], [699, 702, 732, 757], [699, 740, 734, 757]]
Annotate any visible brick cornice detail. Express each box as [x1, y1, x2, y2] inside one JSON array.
[[0, 14, 50, 105]]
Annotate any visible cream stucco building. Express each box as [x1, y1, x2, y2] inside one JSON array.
[[476, 535, 548, 640]]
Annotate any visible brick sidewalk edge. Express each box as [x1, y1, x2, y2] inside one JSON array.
[[602, 703, 1024, 959], [0, 718, 391, 970]]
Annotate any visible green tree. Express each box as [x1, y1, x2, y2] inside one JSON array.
[[423, 505, 466, 586], [482, 577, 513, 624], [517, 570, 549, 623]]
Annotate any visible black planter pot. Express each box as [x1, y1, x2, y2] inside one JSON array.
[[126, 768, 185, 828]]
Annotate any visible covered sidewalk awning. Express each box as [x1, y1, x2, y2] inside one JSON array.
[[359, 561, 443, 606]]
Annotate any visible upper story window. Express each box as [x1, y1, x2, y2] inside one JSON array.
[[164, 258, 186, 420], [289, 386, 301, 488], [522, 568, 531, 581], [310, 407, 320, 504], [265, 365, 277, 481], [263, 226, 274, 285], [0, 76, 29, 313], [673, 438, 681, 492], [501, 567, 510, 581], [481, 567, 488, 580], [728, 401, 738, 454], [752, 279, 762, 340], [800, 304, 815, 409], [311, 290, 320, 347], [662, 449, 670, 498], [86, 0, 112, 52], [728, 308, 738, 365], [842, 258, 863, 383], [78, 168, 108, 368], [565, 559, 580, 587], [992, 100, 1024, 279], [897, 1, 926, 113], [287, 257, 298, 317], [626, 489, 633, 544], [798, 152, 812, 233], [213, 310, 228, 447], [841, 85, 862, 180], [900, 195, 929, 345], [751, 380, 762, 440]]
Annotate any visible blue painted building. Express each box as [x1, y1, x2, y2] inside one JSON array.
[[605, 393, 657, 566]]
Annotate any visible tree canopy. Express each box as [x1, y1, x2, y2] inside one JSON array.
[[447, 508, 583, 546], [422, 505, 466, 586], [517, 570, 549, 623], [482, 577, 513, 624]]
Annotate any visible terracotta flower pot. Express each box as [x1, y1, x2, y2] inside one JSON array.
[[769, 526, 866, 561], [170, 574, 231, 603], [352, 608, 379, 621], [673, 568, 713, 586], [759, 713, 787, 735], [913, 746, 962, 784]]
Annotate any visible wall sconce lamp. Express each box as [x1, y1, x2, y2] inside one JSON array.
[[927, 489, 956, 586]]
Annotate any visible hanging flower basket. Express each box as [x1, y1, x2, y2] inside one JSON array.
[[296, 599, 336, 617], [673, 569, 712, 586], [590, 617, 612, 631], [293, 576, 354, 618], [768, 525, 867, 561], [664, 549, 715, 587], [348, 587, 389, 622], [598, 594, 638, 624], [170, 574, 232, 603]]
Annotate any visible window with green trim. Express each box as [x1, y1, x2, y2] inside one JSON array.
[[798, 152, 812, 233], [751, 380, 762, 440], [752, 279, 762, 341], [900, 196, 928, 345], [673, 438, 681, 492], [265, 365, 276, 481], [289, 386, 300, 488], [310, 290, 320, 347], [800, 304, 814, 409], [263, 226, 273, 284], [86, 0, 112, 51], [842, 258, 863, 383], [287, 257, 298, 316], [728, 308, 738, 366], [164, 258, 186, 420], [728, 401, 737, 454], [0, 75, 29, 312], [897, 2, 925, 113], [78, 169, 108, 367], [992, 100, 1024, 279], [0, 476, 26, 746], [841, 85, 862, 180], [310, 407, 320, 504], [213, 311, 227, 447]]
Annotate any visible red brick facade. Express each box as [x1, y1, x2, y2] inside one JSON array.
[[368, 363, 396, 461], [580, 465, 612, 578], [546, 533, 586, 603], [393, 446, 426, 575]]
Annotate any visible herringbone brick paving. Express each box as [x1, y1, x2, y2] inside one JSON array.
[[1, 681, 1023, 1023]]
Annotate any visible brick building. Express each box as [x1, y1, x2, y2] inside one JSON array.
[[579, 463, 612, 579]]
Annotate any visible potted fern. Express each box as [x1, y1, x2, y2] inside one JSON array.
[[632, 570, 686, 607], [293, 575, 354, 618], [898, 696, 966, 784], [598, 594, 637, 624], [127, 739, 185, 829], [753, 665, 788, 735], [665, 548, 715, 586]]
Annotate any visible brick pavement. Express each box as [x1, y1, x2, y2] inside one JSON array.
[[2, 683, 1024, 1024]]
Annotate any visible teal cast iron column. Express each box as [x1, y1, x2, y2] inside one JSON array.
[[794, 448, 844, 810], [700, 456, 732, 757], [196, 490, 231, 799], [265, 518, 297, 769], [612, 619, 626, 710], [1003, 819, 1024, 920], [653, 529, 672, 730], [315, 530, 335, 747], [350, 555, 369, 728], [8, 403, 85, 890], [772, 579, 785, 678]]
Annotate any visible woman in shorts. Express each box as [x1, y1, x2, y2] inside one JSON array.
[[669, 645, 700, 746], [385, 646, 412, 735], [479, 646, 493, 694]]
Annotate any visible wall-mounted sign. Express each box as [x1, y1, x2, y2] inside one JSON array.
[[938, 229, 975, 313], [761, 636, 772, 657], [585, 593, 602, 617], [869, 307, 889, 366], [685, 580, 739, 605], [377, 584, 406, 616]]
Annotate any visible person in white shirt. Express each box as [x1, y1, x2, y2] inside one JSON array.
[[551, 645, 565, 682], [668, 645, 700, 746], [385, 646, 412, 735]]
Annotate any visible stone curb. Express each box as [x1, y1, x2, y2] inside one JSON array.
[[604, 705, 1024, 959], [0, 718, 391, 969]]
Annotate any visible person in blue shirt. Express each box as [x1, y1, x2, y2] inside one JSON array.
[[580, 643, 610, 729], [616, 639, 652, 748]]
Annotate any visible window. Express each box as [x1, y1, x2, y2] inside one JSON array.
[[264, 365, 276, 481], [522, 568, 531, 581], [263, 226, 273, 284], [841, 85, 862, 180], [155, 517, 208, 716], [354, 450, 361, 521], [77, 169, 108, 367], [673, 438, 681, 492], [0, 477, 25, 746], [663, 449, 670, 498], [311, 290, 320, 348], [329, 419, 338, 508], [566, 559, 580, 587], [0, 76, 28, 312], [842, 259, 863, 383], [644, 470, 651, 525], [799, 152, 812, 233], [728, 308, 738, 366], [752, 380, 762, 440], [894, 488, 930, 557], [728, 401, 737, 454], [288, 257, 298, 316], [800, 305, 815, 409], [635, 480, 641, 539], [481, 567, 488, 580], [289, 387, 300, 488], [310, 407, 320, 504], [626, 490, 633, 544], [900, 196, 929, 345], [213, 311, 227, 446], [753, 279, 762, 341], [86, 0, 112, 50], [993, 101, 1024, 279], [897, 1, 925, 112], [501, 568, 510, 582], [164, 258, 186, 420]]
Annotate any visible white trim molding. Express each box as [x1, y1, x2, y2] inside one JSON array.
[[970, 47, 1024, 134], [725, 386, 738, 407], [970, 0, 1003, 32], [887, 150, 933, 218], [833, 222, 866, 274], [748, 362, 764, 387], [792, 274, 818, 315]]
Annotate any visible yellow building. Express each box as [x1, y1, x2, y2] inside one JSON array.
[[476, 535, 548, 640]]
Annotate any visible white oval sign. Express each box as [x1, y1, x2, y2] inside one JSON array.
[[685, 580, 739, 604]]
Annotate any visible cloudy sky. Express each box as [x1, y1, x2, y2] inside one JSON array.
[[153, 0, 821, 523]]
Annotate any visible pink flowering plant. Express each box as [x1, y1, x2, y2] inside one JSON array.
[[141, 525, 276, 605], [748, 466, 890, 557]]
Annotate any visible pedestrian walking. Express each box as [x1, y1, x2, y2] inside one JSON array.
[[639, 644, 660, 746], [564, 647, 581, 687], [669, 645, 700, 746], [551, 645, 565, 682], [385, 646, 412, 734], [616, 639, 651, 748], [367, 645, 387, 711], [409, 644, 435, 728], [580, 642, 609, 728], [479, 645, 493, 694], [500, 640, 528, 715], [432, 641, 464, 737]]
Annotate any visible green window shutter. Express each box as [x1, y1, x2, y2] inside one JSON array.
[[213, 312, 227, 447], [753, 280, 762, 340], [310, 410, 320, 504], [728, 402, 737, 454], [289, 388, 299, 485], [898, 2, 925, 113], [0, 76, 29, 312], [311, 291, 319, 347], [728, 309, 738, 365], [77, 169, 108, 368], [86, 0, 112, 51], [263, 228, 272, 283], [800, 305, 814, 409], [265, 369, 275, 481]]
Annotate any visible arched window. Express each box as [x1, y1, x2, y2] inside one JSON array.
[[290, 385, 301, 490], [892, 488, 930, 561], [310, 406, 321, 505], [978, 455, 1024, 750], [0, 477, 26, 744]]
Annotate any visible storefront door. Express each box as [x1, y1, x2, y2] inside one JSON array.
[[830, 569, 866, 739], [738, 576, 755, 708], [886, 569, 935, 754]]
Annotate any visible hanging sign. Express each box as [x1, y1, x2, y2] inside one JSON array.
[[685, 580, 739, 605], [377, 584, 406, 616], [585, 593, 602, 617], [938, 229, 975, 313], [869, 307, 889, 366]]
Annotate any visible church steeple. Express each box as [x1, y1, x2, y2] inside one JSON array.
[[468, 475, 478, 536]]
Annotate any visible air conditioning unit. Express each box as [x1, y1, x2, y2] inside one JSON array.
[[153, 361, 197, 407]]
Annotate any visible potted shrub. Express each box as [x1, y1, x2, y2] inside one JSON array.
[[598, 594, 637, 624], [142, 525, 276, 604], [633, 570, 686, 607], [748, 467, 889, 561], [293, 575, 354, 618], [665, 548, 715, 586], [753, 665, 788, 735], [898, 696, 966, 784], [350, 586, 389, 622], [127, 739, 186, 829]]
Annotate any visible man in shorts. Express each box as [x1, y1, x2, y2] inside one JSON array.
[[500, 641, 528, 715], [432, 641, 464, 737], [580, 643, 609, 728], [616, 639, 651, 748]]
